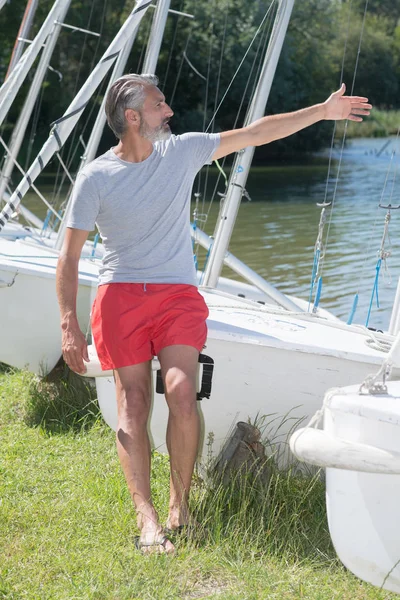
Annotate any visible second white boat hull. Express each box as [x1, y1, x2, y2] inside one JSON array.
[[290, 382, 400, 594]]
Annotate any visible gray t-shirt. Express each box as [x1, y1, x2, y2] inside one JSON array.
[[67, 132, 220, 285]]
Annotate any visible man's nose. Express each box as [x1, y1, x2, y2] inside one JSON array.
[[165, 104, 174, 118]]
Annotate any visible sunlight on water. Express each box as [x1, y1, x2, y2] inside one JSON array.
[[194, 137, 400, 331]]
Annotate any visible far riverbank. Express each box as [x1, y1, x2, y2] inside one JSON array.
[[335, 108, 400, 138]]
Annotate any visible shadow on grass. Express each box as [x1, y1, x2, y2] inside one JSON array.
[[0, 361, 14, 375], [23, 359, 101, 434]]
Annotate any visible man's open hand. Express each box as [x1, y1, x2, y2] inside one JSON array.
[[323, 83, 372, 122]]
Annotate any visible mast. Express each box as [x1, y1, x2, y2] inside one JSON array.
[[0, 0, 72, 128], [201, 0, 295, 288], [0, 0, 72, 203], [142, 0, 170, 72], [55, 0, 172, 250], [81, 0, 172, 170], [5, 0, 39, 79], [0, 0, 152, 233]]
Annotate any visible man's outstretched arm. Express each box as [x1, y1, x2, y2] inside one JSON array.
[[212, 83, 371, 161]]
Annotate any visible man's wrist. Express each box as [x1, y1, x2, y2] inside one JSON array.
[[316, 102, 327, 121], [61, 312, 79, 331]]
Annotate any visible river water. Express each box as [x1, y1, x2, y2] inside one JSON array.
[[23, 137, 400, 331], [195, 137, 400, 331]]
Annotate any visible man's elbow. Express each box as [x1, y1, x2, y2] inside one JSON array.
[[56, 252, 79, 276], [246, 123, 272, 147]]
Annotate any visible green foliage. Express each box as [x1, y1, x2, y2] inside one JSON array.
[[0, 0, 399, 163], [332, 12, 399, 107], [335, 108, 400, 138]]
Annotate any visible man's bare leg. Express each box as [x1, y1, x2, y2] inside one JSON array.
[[158, 345, 200, 530], [115, 362, 174, 552]]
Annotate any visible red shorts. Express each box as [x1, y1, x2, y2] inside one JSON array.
[[91, 283, 209, 370]]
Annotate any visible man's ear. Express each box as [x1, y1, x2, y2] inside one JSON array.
[[124, 108, 140, 127]]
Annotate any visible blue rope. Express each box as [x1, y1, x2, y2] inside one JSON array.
[[91, 233, 100, 258], [308, 248, 320, 311], [191, 221, 198, 270], [347, 293, 359, 325], [41, 209, 52, 233], [366, 259, 382, 327], [313, 276, 323, 310]]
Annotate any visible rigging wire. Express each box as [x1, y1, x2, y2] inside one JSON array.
[[166, 0, 206, 109], [196, 0, 216, 200], [313, 0, 400, 326], [194, 0, 229, 260], [320, 0, 352, 212], [183, 51, 207, 81], [136, 7, 152, 72], [351, 127, 400, 309], [192, 0, 276, 274], [162, 0, 184, 91], [168, 21, 194, 108], [199, 0, 276, 230], [198, 1, 275, 241], [212, 7, 228, 131], [387, 140, 400, 205], [308, 0, 371, 316], [247, 2, 276, 116], [319, 0, 369, 280], [64, 0, 108, 161], [24, 73, 47, 171], [49, 0, 109, 225], [204, 0, 276, 135], [49, 0, 101, 216], [361, 127, 400, 326], [58, 0, 99, 162]]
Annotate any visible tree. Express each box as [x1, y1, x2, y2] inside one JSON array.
[[0, 0, 399, 166]]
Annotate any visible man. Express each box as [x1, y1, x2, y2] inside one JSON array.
[[56, 74, 370, 554]]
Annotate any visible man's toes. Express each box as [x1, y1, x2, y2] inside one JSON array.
[[163, 537, 175, 554], [135, 534, 175, 555]]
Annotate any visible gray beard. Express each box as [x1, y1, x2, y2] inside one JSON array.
[[139, 116, 171, 142]]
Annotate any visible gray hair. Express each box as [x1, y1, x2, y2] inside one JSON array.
[[105, 73, 159, 138]]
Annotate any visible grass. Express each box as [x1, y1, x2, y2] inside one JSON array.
[[0, 364, 397, 599], [335, 108, 400, 139]]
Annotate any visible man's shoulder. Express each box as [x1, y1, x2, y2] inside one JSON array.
[[79, 149, 116, 179], [157, 132, 219, 153], [171, 132, 215, 142]]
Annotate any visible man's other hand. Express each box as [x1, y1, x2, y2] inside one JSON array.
[[61, 324, 89, 374]]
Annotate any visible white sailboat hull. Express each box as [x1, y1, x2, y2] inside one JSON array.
[[0, 224, 334, 376], [290, 382, 400, 594], [91, 288, 397, 461], [0, 238, 98, 373]]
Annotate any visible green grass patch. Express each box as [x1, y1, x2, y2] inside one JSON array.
[[0, 361, 100, 433], [0, 366, 396, 599]]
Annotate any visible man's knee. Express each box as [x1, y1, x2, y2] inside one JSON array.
[[116, 384, 151, 428], [165, 375, 197, 417]]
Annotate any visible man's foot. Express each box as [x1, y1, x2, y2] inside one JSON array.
[[166, 504, 195, 531], [134, 532, 175, 555], [166, 507, 205, 542], [137, 505, 175, 554]]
